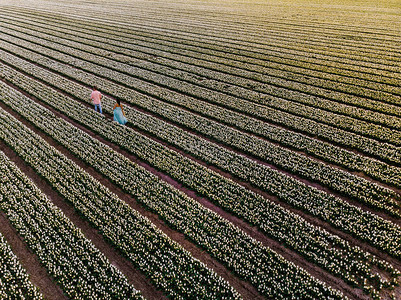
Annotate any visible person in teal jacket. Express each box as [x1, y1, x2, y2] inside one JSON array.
[[113, 99, 127, 125]]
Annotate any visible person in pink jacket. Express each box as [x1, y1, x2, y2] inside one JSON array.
[[90, 86, 103, 114]]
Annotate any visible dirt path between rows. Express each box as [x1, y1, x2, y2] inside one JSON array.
[[0, 96, 263, 298], [0, 135, 167, 300], [0, 197, 67, 300], [0, 3, 400, 300], [0, 80, 381, 299]]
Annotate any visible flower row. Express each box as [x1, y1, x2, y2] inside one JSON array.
[[0, 77, 343, 299], [0, 151, 143, 299], [3, 6, 399, 115], [2, 35, 399, 193], [0, 231, 43, 299], [1, 3, 398, 298], [118, 7, 401, 94], [1, 67, 399, 298], [24, 10, 401, 112], [0, 96, 242, 299], [0, 48, 399, 218], [3, 21, 400, 147], [1, 31, 399, 169]]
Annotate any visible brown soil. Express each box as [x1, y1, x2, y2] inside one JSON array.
[[0, 207, 67, 300], [0, 84, 392, 300], [0, 20, 400, 300], [0, 92, 262, 299]]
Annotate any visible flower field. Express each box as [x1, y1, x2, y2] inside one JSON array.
[[0, 0, 399, 299]]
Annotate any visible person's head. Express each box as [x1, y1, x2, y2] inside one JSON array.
[[93, 86, 97, 91], [116, 99, 121, 105]]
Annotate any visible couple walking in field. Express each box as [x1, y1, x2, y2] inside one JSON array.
[[91, 86, 127, 125]]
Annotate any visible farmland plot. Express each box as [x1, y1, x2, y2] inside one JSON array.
[[0, 0, 400, 299]]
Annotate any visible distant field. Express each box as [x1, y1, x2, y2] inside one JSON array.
[[0, 0, 400, 299]]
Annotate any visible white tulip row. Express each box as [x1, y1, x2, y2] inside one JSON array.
[[1, 42, 400, 218], [70, 9, 401, 90], [1, 37, 399, 197], [7, 1, 399, 58], [1, 72, 399, 299], [0, 57, 400, 297], [0, 7, 396, 298], [65, 22, 401, 128], [0, 231, 43, 299], [0, 151, 143, 299], [1, 15, 400, 133], [4, 5, 399, 108], [107, 7, 401, 84], [1, 49, 400, 224], [5, 68, 399, 296], [29, 9, 401, 106], [0, 101, 243, 300], [0, 36, 399, 171], [105, 5, 400, 66], [0, 80, 344, 299], [2, 23, 400, 149]]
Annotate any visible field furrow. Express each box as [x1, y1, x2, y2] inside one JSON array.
[[0, 48, 399, 218], [1, 29, 400, 166], [0, 151, 143, 299], [0, 80, 347, 299], [0, 90, 246, 299], [1, 9, 401, 125], [0, 12, 400, 133], [0, 58, 400, 298], [0, 1, 399, 299], [7, 5, 401, 70], [0, 231, 43, 299]]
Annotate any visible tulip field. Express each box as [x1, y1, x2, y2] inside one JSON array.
[[0, 0, 400, 299]]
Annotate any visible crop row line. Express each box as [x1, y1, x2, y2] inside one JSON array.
[[14, 5, 401, 64], [40, 8, 401, 84], [3, 14, 400, 164], [59, 7, 401, 66], [0, 79, 344, 299], [116, 8, 401, 61], [2, 27, 399, 147], [1, 60, 400, 297], [0, 89, 243, 300], [1, 50, 399, 217], [2, 40, 400, 193], [1, 16, 400, 135], [25, 0, 401, 42], [0, 150, 143, 299], [111, 0, 401, 45], [2, 6, 400, 95], [0, 36, 399, 168], [3, 8, 401, 107], [0, 230, 43, 299], [3, 56, 400, 256]]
